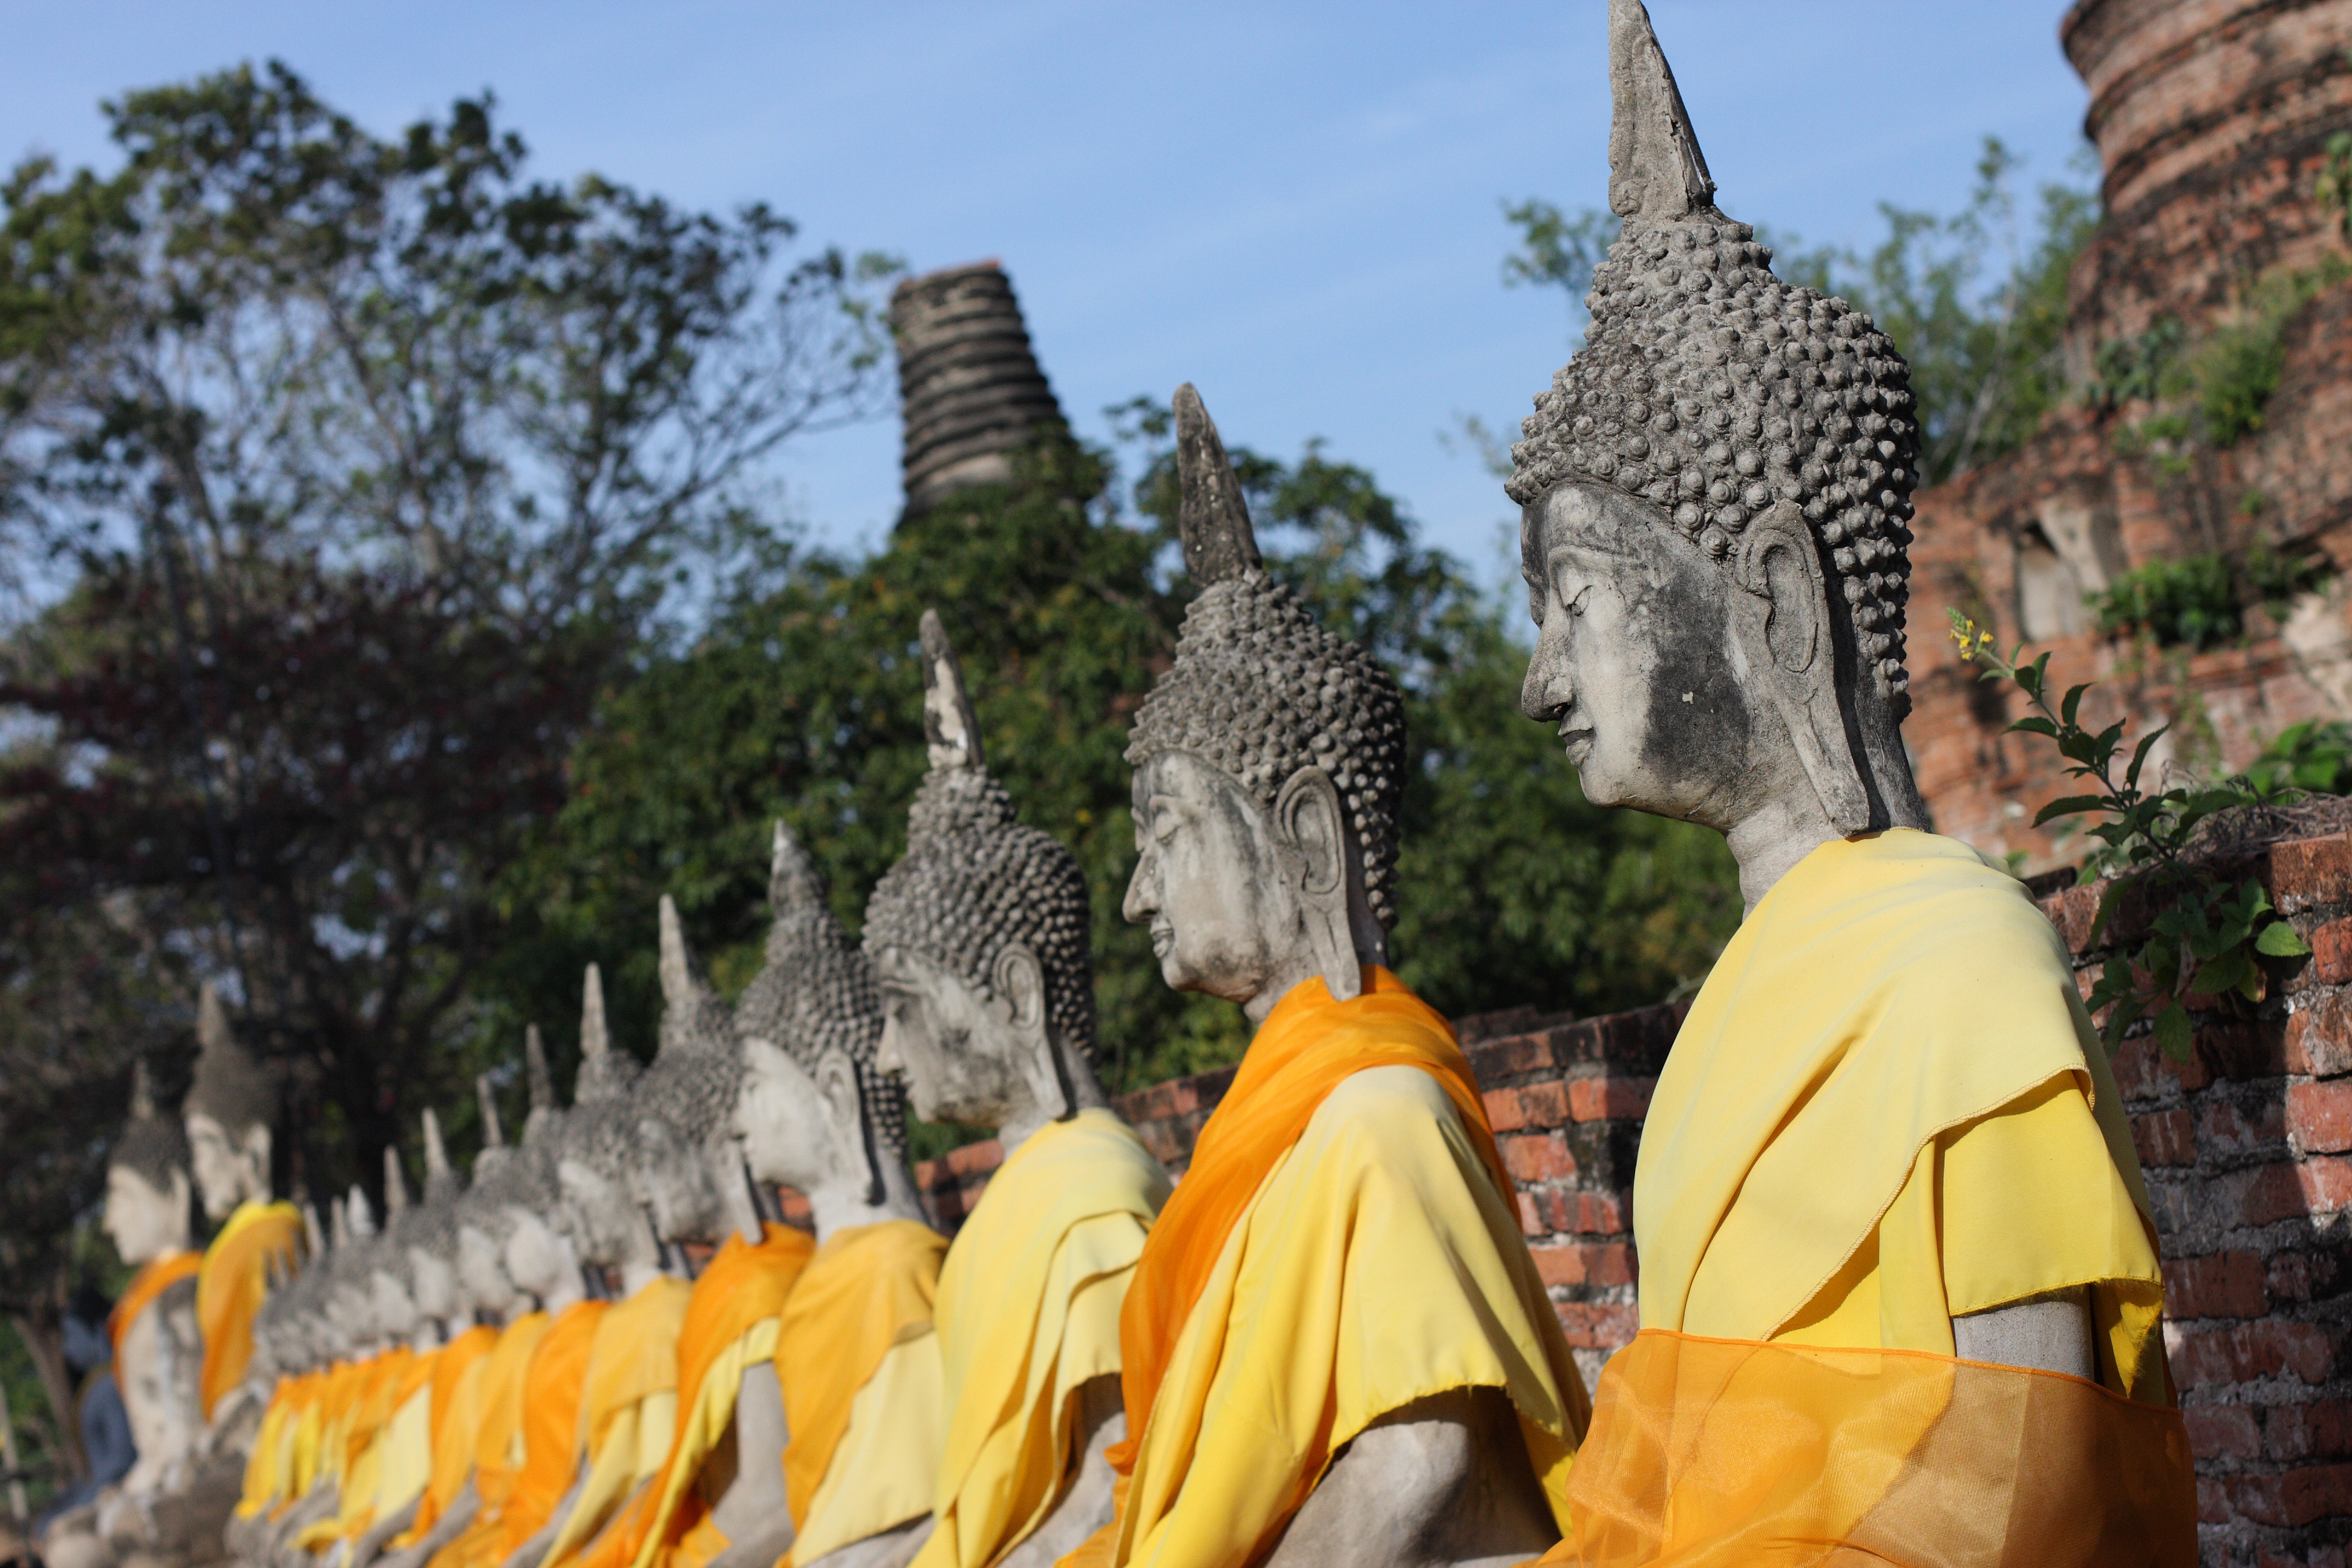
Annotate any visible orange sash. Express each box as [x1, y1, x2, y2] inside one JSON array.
[[403, 1327, 497, 1538], [1550, 1330, 2197, 1567], [776, 1219, 946, 1529], [495, 1299, 610, 1560], [420, 1313, 554, 1568], [108, 1252, 201, 1362], [197, 1200, 305, 1419], [576, 1225, 817, 1568], [1107, 967, 1505, 1474]]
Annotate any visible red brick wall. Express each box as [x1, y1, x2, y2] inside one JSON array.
[[913, 831, 2352, 1562]]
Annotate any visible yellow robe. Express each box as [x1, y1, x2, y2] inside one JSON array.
[[196, 1200, 305, 1420], [541, 1276, 693, 1568], [421, 1310, 552, 1568], [1081, 972, 1588, 1568], [237, 1372, 311, 1521], [391, 1324, 500, 1549], [1554, 829, 2195, 1566], [913, 1112, 1168, 1568], [777, 1219, 949, 1567]]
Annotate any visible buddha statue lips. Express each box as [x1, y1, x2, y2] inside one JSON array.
[[1511, 5, 2196, 1566]]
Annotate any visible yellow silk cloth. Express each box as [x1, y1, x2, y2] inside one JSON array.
[[197, 1200, 305, 1419], [777, 1218, 949, 1566], [566, 1225, 816, 1568], [541, 1276, 694, 1568], [279, 1365, 342, 1514], [1635, 831, 2168, 1395], [480, 1299, 609, 1567], [393, 1324, 499, 1546], [295, 1347, 418, 1549], [419, 1310, 553, 1568], [1555, 1331, 2196, 1567], [236, 1371, 313, 1520], [1068, 970, 1590, 1568], [109, 1252, 201, 1363], [912, 1112, 1169, 1568]]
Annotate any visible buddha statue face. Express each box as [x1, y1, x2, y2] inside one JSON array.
[[185, 1111, 271, 1223], [501, 1205, 580, 1302], [103, 1161, 192, 1266], [368, 1266, 421, 1343], [632, 1114, 732, 1246], [458, 1221, 523, 1317], [734, 1039, 863, 1197], [873, 944, 1061, 1129], [407, 1244, 460, 1325]]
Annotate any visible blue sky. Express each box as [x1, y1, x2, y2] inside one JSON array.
[[2, 2, 2093, 588]]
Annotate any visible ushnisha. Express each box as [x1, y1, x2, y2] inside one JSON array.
[[1511, 4, 2195, 1563]]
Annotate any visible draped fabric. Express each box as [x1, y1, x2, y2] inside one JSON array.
[[776, 1218, 948, 1566], [1065, 970, 1589, 1568], [420, 1310, 552, 1568], [911, 1111, 1168, 1568], [566, 1224, 814, 1568], [541, 1277, 694, 1568], [394, 1324, 499, 1546], [236, 1372, 313, 1521], [196, 1200, 305, 1419], [294, 1347, 418, 1549], [108, 1252, 201, 1363], [486, 1299, 610, 1566], [1555, 1331, 2195, 1567]]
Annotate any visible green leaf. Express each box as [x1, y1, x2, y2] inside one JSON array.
[[2061, 683, 2090, 728], [2256, 919, 2311, 957], [2033, 794, 2109, 828], [2187, 947, 2248, 996], [2153, 1003, 2195, 1062], [2007, 716, 2060, 740]]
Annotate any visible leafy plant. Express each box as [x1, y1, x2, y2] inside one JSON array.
[[1948, 609, 2311, 1060], [2244, 719, 2352, 797], [2317, 129, 2352, 246], [2088, 545, 2334, 650]]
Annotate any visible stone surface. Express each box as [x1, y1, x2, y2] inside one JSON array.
[[889, 262, 1063, 519]]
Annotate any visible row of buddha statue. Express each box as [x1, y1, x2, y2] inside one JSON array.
[[50, 6, 2200, 1566]]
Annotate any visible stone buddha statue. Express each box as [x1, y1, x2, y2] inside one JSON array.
[[863, 610, 1171, 1568], [732, 822, 946, 1568], [1508, 5, 2192, 1561], [1102, 385, 1589, 1568], [181, 984, 307, 1444], [103, 1065, 206, 1506]]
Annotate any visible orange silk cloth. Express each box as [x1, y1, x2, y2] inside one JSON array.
[[488, 1299, 610, 1564], [776, 1218, 948, 1530], [1547, 1331, 2197, 1567], [575, 1225, 817, 1568], [109, 1252, 201, 1361], [422, 1312, 557, 1568], [1108, 966, 1511, 1474], [402, 1325, 499, 1540], [197, 1200, 305, 1419]]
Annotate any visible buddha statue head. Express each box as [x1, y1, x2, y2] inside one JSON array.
[[106, 1062, 197, 1266], [1509, 0, 1927, 893], [400, 1110, 466, 1327], [633, 898, 759, 1246], [458, 1141, 579, 1317], [321, 1187, 382, 1354], [367, 1148, 429, 1344], [1122, 386, 1408, 1018], [864, 612, 1104, 1140], [732, 822, 910, 1210], [183, 984, 277, 1221], [472, 1071, 515, 1184]]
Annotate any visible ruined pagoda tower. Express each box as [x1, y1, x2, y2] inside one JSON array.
[[890, 261, 1066, 518]]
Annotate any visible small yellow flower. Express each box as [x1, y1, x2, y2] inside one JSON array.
[[1951, 617, 1981, 662]]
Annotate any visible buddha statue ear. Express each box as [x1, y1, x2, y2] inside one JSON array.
[[991, 942, 1073, 1123], [1274, 765, 1365, 1001], [1733, 503, 1872, 834], [814, 1048, 886, 1207]]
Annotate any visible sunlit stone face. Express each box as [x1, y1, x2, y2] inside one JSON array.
[[555, 1158, 641, 1268], [633, 1117, 728, 1246], [872, 947, 1025, 1128], [1519, 481, 1760, 830], [1122, 751, 1305, 1007], [184, 1111, 263, 1223], [458, 1223, 521, 1318], [104, 1163, 188, 1266], [733, 1036, 858, 1199], [501, 1206, 573, 1304], [407, 1246, 459, 1324]]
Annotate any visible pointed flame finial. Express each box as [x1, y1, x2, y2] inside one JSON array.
[[477, 1075, 505, 1149], [918, 610, 985, 771], [1173, 384, 1261, 586], [581, 965, 610, 1062], [524, 1024, 554, 1113], [382, 1147, 410, 1215], [1607, 0, 1717, 222]]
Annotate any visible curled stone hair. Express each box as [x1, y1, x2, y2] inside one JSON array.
[[1504, 0, 1920, 714], [550, 1100, 643, 1190], [459, 1140, 560, 1240], [638, 898, 748, 1140], [864, 612, 1097, 1057], [738, 822, 906, 1163], [112, 1061, 192, 1194], [185, 982, 276, 1134], [1125, 385, 1408, 927]]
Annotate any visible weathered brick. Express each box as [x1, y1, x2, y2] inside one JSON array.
[[2198, 1475, 2230, 1527], [1469, 1031, 1559, 1081], [2115, 1034, 2211, 1100], [1483, 1087, 1526, 1134], [946, 1138, 1005, 1178], [1515, 1188, 1543, 1237], [1567, 1075, 1655, 1123], [1500, 1132, 1578, 1184], [2279, 1462, 2352, 1527], [2270, 833, 2352, 912], [2132, 1108, 2195, 1166], [2265, 1398, 2352, 1463], [2042, 884, 2105, 955], [2200, 1017, 2289, 1082], [2200, 1096, 2286, 1161], [2310, 916, 2352, 984], [2290, 1079, 2352, 1154], [1551, 1301, 1639, 1351], [2165, 1250, 2266, 1319], [2183, 1403, 2261, 1460], [2242, 1155, 2352, 1224], [2268, 1248, 2352, 1304], [2287, 997, 2352, 1078], [2171, 1319, 2337, 1388], [1560, 1190, 1628, 1236], [1529, 1242, 1636, 1290]]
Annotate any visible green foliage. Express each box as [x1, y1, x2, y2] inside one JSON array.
[[2088, 546, 2334, 650], [1947, 610, 2311, 1061], [1503, 139, 2099, 488], [2317, 130, 2352, 246], [2102, 258, 2352, 459], [2244, 719, 2352, 797], [498, 413, 1740, 1108]]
